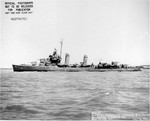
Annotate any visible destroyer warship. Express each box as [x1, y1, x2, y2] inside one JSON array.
[[12, 41, 141, 72]]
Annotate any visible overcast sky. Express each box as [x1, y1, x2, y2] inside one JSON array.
[[1, 0, 149, 68]]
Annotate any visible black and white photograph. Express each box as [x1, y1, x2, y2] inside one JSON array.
[[0, 0, 149, 120]]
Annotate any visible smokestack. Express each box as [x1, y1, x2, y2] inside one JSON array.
[[64, 53, 70, 65], [83, 55, 88, 66]]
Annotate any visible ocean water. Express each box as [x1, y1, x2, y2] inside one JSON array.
[[0, 68, 149, 120]]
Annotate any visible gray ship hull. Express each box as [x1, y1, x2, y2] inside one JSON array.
[[12, 65, 141, 72]]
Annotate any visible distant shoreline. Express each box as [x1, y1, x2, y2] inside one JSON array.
[[0, 68, 13, 69]]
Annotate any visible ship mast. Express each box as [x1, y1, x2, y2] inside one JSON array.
[[60, 39, 63, 58]]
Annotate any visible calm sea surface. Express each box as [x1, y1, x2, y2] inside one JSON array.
[[0, 69, 149, 120]]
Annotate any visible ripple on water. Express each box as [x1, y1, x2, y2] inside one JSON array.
[[3, 105, 39, 114], [0, 69, 149, 120]]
